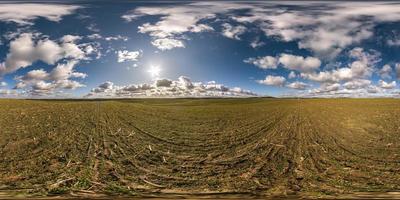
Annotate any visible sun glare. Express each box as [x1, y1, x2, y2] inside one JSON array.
[[148, 65, 161, 78]]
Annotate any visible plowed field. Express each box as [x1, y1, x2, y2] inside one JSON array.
[[0, 99, 399, 198]]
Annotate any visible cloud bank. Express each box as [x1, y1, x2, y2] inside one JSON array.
[[87, 76, 257, 98]]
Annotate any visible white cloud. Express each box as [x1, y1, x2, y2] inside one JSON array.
[[300, 48, 380, 83], [278, 54, 321, 72], [250, 37, 265, 48], [221, 23, 246, 40], [244, 56, 277, 69], [290, 80, 399, 98], [379, 64, 392, 79], [61, 35, 82, 43], [301, 83, 390, 98], [388, 38, 400, 46], [287, 81, 308, 90], [151, 38, 185, 50], [49, 60, 83, 80], [87, 33, 102, 40], [0, 89, 19, 97], [0, 33, 58, 74], [257, 75, 286, 86], [177, 76, 194, 89], [300, 71, 337, 83], [14, 82, 26, 89], [0, 81, 6, 87], [87, 23, 100, 32], [86, 34, 129, 45], [87, 76, 257, 98], [343, 79, 371, 90], [14, 60, 86, 96], [105, 35, 129, 41], [0, 33, 92, 75], [245, 54, 320, 72], [32, 81, 53, 91], [56, 79, 85, 90], [378, 80, 396, 89], [21, 69, 49, 82], [0, 4, 80, 25], [117, 50, 141, 62], [288, 71, 297, 79], [302, 68, 360, 83], [189, 24, 214, 33], [81, 42, 101, 59], [35, 39, 64, 63], [62, 42, 85, 60], [310, 83, 341, 94], [286, 48, 386, 97]]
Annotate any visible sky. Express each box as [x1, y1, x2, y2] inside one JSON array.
[[0, 1, 400, 98]]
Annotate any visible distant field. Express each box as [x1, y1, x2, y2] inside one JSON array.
[[0, 99, 399, 198]]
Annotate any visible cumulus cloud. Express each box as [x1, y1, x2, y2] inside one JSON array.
[[0, 89, 19, 97], [343, 79, 371, 90], [378, 80, 396, 89], [288, 71, 297, 79], [61, 35, 82, 43], [62, 42, 86, 60], [278, 54, 321, 72], [21, 69, 49, 82], [245, 54, 320, 72], [310, 83, 341, 94], [0, 33, 93, 75], [0, 33, 61, 74], [0, 81, 6, 87], [0, 3, 80, 25], [294, 79, 399, 98], [244, 56, 277, 69], [221, 23, 246, 40], [387, 38, 400, 46], [379, 64, 392, 79], [87, 76, 257, 98], [117, 50, 141, 62], [13, 60, 86, 95], [151, 38, 185, 51], [300, 48, 380, 83], [190, 24, 214, 33], [257, 75, 286, 86], [286, 81, 308, 90], [155, 79, 173, 87], [50, 60, 87, 80], [250, 37, 265, 48]]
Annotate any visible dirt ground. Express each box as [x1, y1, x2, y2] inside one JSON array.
[[0, 98, 399, 198]]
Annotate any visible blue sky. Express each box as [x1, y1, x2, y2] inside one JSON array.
[[0, 1, 399, 98]]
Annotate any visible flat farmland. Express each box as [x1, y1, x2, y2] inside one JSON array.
[[0, 98, 399, 198]]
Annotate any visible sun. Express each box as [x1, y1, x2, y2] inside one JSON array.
[[148, 65, 161, 78]]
